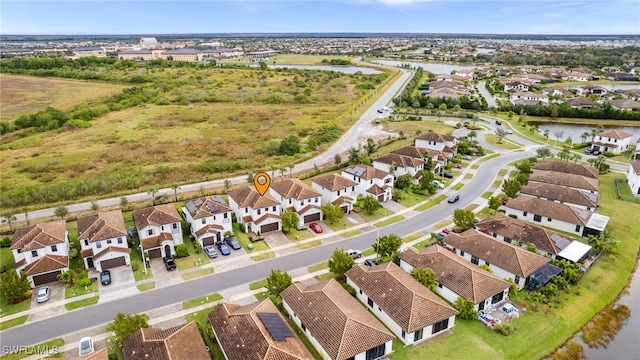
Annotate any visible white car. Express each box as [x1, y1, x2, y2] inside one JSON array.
[[36, 286, 50, 303], [78, 337, 94, 356], [432, 180, 445, 189], [347, 249, 362, 259]]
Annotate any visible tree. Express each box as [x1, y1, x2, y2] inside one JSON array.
[[1, 212, 17, 232], [270, 165, 278, 179], [224, 179, 232, 193], [288, 164, 294, 179], [557, 148, 571, 162], [360, 195, 380, 215], [488, 196, 502, 210], [468, 130, 477, 141], [120, 197, 129, 211], [175, 244, 189, 258], [170, 183, 180, 202], [266, 269, 292, 308], [388, 161, 397, 175], [54, 206, 69, 220], [580, 131, 590, 144], [453, 297, 478, 320], [147, 187, 159, 205], [23, 207, 31, 226], [395, 173, 413, 189], [571, 153, 582, 163], [321, 203, 344, 225], [373, 233, 402, 260], [515, 161, 532, 175], [453, 209, 475, 232], [348, 147, 361, 165], [535, 147, 553, 160], [418, 170, 437, 194], [328, 249, 354, 279], [411, 268, 437, 291], [106, 312, 150, 347], [502, 179, 522, 198], [590, 128, 598, 143], [365, 138, 377, 156], [334, 154, 342, 166], [279, 135, 300, 156], [0, 270, 31, 304], [495, 128, 509, 144], [280, 210, 300, 233], [480, 264, 492, 273], [90, 201, 99, 213], [247, 173, 255, 184], [526, 242, 538, 253]]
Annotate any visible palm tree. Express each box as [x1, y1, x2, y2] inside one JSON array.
[[120, 197, 129, 210], [389, 161, 397, 176], [468, 130, 477, 141], [1, 212, 17, 232], [224, 179, 232, 193], [170, 183, 180, 202], [54, 206, 69, 220], [270, 165, 278, 179], [288, 164, 294, 179], [23, 207, 31, 226], [580, 132, 590, 145], [147, 187, 159, 205], [590, 128, 598, 143], [571, 153, 581, 163], [495, 128, 509, 144], [279, 168, 286, 181], [90, 201, 100, 213]]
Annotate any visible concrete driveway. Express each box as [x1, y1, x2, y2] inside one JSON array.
[[150, 258, 182, 287], [29, 281, 66, 322], [97, 265, 137, 303]]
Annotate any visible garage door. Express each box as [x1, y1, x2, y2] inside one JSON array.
[[303, 213, 321, 223], [148, 248, 162, 259], [260, 222, 279, 233], [202, 237, 215, 246], [101, 256, 126, 270], [377, 194, 385, 202], [33, 270, 62, 286], [340, 206, 349, 213]]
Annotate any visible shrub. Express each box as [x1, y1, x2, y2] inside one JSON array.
[[494, 320, 517, 336], [175, 244, 189, 258], [131, 263, 139, 272], [77, 277, 92, 287], [1, 237, 11, 247], [341, 283, 356, 296]]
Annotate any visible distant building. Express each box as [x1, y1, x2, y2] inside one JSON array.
[[139, 37, 158, 49]]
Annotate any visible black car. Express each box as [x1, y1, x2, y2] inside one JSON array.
[[443, 172, 454, 179], [364, 259, 378, 267], [225, 236, 242, 250], [163, 256, 177, 271], [100, 270, 111, 285]]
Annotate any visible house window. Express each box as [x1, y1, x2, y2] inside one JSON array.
[[224, 213, 228, 219], [523, 211, 528, 216], [148, 229, 153, 236], [485, 261, 490, 266], [575, 225, 581, 233], [367, 297, 374, 307], [471, 255, 479, 265], [84, 240, 89, 246], [315, 197, 318, 203], [378, 306, 381, 311], [366, 344, 386, 360], [359, 289, 362, 295], [257, 209, 261, 215], [460, 250, 465, 256], [514, 275, 520, 284], [201, 219, 206, 225], [492, 233, 497, 237], [438, 283, 443, 288], [96, 242, 102, 249], [161, 225, 164, 231], [432, 318, 449, 334], [548, 217, 552, 222], [245, 208, 248, 213], [401, 330, 405, 339], [587, 207, 591, 211], [504, 237, 511, 243], [533, 214, 542, 222], [337, 190, 341, 196], [213, 216, 216, 221], [118, 238, 123, 244], [272, 206, 276, 211], [31, 250, 38, 257], [51, 245, 58, 252], [172, 223, 178, 229], [301, 323, 306, 332], [491, 292, 504, 304], [414, 328, 424, 341], [107, 239, 112, 244], [370, 179, 373, 184], [289, 199, 292, 204]]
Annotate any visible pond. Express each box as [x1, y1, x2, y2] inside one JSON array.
[[535, 123, 640, 143], [263, 64, 382, 74], [371, 60, 475, 74]]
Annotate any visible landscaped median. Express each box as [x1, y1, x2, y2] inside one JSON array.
[[64, 296, 99, 311], [0, 315, 28, 331], [182, 293, 223, 310]]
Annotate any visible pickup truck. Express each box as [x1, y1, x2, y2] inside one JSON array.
[[163, 256, 176, 271]]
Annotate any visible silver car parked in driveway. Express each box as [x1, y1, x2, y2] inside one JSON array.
[[36, 286, 50, 303]]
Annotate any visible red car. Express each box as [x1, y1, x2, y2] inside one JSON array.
[[455, 163, 463, 169], [442, 228, 454, 234], [309, 222, 323, 233]]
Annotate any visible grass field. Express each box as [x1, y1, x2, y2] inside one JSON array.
[[249, 278, 268, 291], [65, 281, 98, 299], [342, 229, 362, 238], [307, 262, 328, 273], [137, 282, 155, 292], [375, 215, 405, 227], [0, 315, 28, 331], [416, 195, 447, 211], [485, 134, 520, 150], [65, 296, 99, 311], [182, 292, 223, 309], [251, 251, 275, 262]]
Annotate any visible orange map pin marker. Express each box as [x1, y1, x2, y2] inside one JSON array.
[[254, 172, 271, 196]]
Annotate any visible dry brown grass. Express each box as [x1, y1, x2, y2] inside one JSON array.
[[581, 304, 631, 348]]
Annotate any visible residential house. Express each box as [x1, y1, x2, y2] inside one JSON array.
[[78, 210, 130, 272], [519, 183, 598, 211], [400, 246, 511, 312], [529, 170, 599, 194], [122, 321, 209, 360], [414, 132, 457, 155], [311, 174, 358, 213], [609, 99, 640, 111], [391, 146, 446, 174], [561, 71, 590, 82], [532, 160, 599, 179], [620, 89, 640, 101], [228, 187, 281, 235], [566, 98, 596, 109], [10, 220, 69, 288], [503, 196, 609, 237], [510, 91, 549, 105], [346, 262, 458, 345], [504, 81, 529, 92], [454, 69, 475, 79], [542, 86, 572, 98], [66, 348, 108, 360], [591, 129, 634, 154], [209, 298, 314, 360], [269, 178, 323, 227], [342, 164, 394, 202], [133, 204, 183, 259], [436, 74, 453, 82], [183, 196, 233, 247], [627, 158, 640, 196], [476, 214, 592, 263], [443, 229, 550, 289], [580, 85, 608, 97], [281, 279, 395, 360]]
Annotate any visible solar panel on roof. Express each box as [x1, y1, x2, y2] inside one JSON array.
[[206, 202, 220, 213], [185, 201, 198, 214], [212, 196, 228, 205], [257, 312, 293, 341], [550, 234, 571, 250], [194, 198, 204, 206]]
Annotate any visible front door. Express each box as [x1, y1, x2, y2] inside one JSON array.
[[87, 257, 94, 269], [164, 244, 171, 257]]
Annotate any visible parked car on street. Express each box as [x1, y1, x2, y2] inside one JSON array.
[[309, 222, 323, 233], [443, 172, 454, 179], [436, 232, 448, 240], [432, 180, 445, 189], [36, 286, 50, 303], [364, 259, 378, 267], [448, 194, 460, 203], [442, 228, 454, 234], [225, 236, 241, 250], [78, 337, 95, 356], [203, 245, 218, 259], [347, 249, 362, 259], [100, 270, 111, 285], [164, 256, 177, 271], [218, 242, 231, 256], [462, 155, 473, 161]]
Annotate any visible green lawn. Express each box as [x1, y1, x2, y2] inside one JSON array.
[[0, 295, 31, 317], [249, 278, 268, 291], [0, 315, 28, 331], [234, 223, 271, 253], [175, 240, 209, 271], [181, 268, 213, 281], [355, 208, 394, 222], [182, 293, 223, 310], [297, 240, 322, 250], [64, 281, 98, 299], [315, 272, 335, 281], [375, 215, 405, 227], [254, 291, 269, 301], [394, 191, 430, 207], [403, 233, 423, 243], [481, 191, 494, 199], [0, 247, 15, 270], [413, 239, 433, 250], [137, 282, 155, 292], [65, 296, 99, 311], [308, 262, 328, 273], [498, 169, 508, 177], [492, 180, 503, 187], [471, 164, 480, 169], [273, 54, 352, 65], [285, 228, 315, 242], [325, 220, 352, 232], [452, 183, 464, 190], [251, 251, 275, 262], [131, 239, 153, 281], [342, 230, 362, 238], [362, 248, 376, 257], [416, 195, 447, 211], [0, 338, 65, 360]]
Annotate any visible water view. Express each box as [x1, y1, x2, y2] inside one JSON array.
[[265, 64, 382, 74], [535, 123, 640, 143], [372, 60, 476, 74]]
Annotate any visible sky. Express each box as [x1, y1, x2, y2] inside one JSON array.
[[1, 1, 639, 35]]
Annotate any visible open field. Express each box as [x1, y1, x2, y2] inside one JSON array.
[[381, 118, 456, 137], [273, 54, 352, 65]]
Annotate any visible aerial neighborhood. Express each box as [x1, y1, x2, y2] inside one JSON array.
[[0, 31, 639, 360]]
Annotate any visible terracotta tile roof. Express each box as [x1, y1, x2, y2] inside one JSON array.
[[133, 204, 181, 232], [592, 140, 620, 148], [533, 160, 599, 179], [77, 210, 127, 243], [10, 220, 67, 251], [281, 279, 394, 360], [596, 129, 634, 139], [66, 348, 109, 360], [505, 195, 593, 226], [631, 160, 640, 175], [228, 187, 280, 209], [122, 321, 209, 360], [81, 248, 94, 258], [270, 179, 321, 200], [311, 174, 358, 192], [400, 246, 511, 304], [374, 153, 423, 168], [13, 258, 26, 270], [443, 229, 549, 278], [332, 196, 353, 206], [345, 262, 458, 333], [529, 170, 599, 192], [343, 164, 390, 180], [23, 254, 68, 276], [93, 246, 131, 260], [416, 132, 456, 143], [184, 196, 232, 220], [296, 204, 321, 215], [367, 184, 385, 196], [566, 98, 595, 107], [194, 224, 223, 237], [253, 213, 281, 225], [208, 298, 315, 360], [476, 214, 576, 255], [141, 232, 174, 249], [520, 183, 598, 208], [390, 146, 429, 159]]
